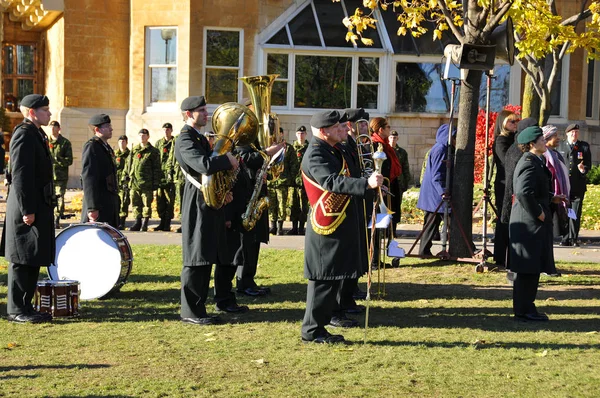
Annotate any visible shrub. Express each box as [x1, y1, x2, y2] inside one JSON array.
[[586, 164, 600, 185]]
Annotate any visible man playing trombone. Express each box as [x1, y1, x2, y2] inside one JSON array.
[[300, 110, 383, 344]]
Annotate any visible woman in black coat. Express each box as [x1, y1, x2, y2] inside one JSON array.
[[509, 126, 566, 322]]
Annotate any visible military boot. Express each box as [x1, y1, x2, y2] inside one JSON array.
[[277, 220, 284, 236], [269, 221, 277, 235], [129, 216, 142, 231], [118, 216, 126, 230], [286, 221, 298, 235], [153, 218, 165, 231], [54, 215, 61, 229], [141, 217, 150, 232], [298, 221, 305, 235], [163, 219, 171, 232]]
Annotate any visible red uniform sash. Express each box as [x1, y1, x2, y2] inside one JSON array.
[[302, 157, 351, 235]]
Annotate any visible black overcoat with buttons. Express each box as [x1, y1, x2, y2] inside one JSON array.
[[508, 152, 557, 274], [556, 140, 591, 197], [174, 124, 233, 266], [1, 119, 55, 265], [301, 136, 369, 280]]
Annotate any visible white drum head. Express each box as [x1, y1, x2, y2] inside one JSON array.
[[48, 224, 125, 300]]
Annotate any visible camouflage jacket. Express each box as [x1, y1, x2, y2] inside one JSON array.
[[125, 142, 162, 191], [394, 144, 412, 192], [270, 142, 298, 188], [115, 148, 130, 186], [170, 135, 184, 185], [155, 136, 176, 185], [293, 140, 308, 186], [48, 134, 73, 182]]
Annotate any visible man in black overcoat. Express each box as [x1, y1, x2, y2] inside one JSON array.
[[2, 94, 55, 323], [556, 124, 592, 246], [81, 114, 120, 228], [300, 110, 382, 344], [174, 96, 239, 325]]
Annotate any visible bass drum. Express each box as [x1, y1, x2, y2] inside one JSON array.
[[48, 223, 133, 300]]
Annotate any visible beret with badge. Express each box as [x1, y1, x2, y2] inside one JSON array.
[[20, 94, 49, 109], [162, 122, 173, 129], [89, 114, 111, 127], [181, 96, 206, 111], [565, 123, 580, 133], [310, 110, 347, 129], [517, 126, 543, 144], [297, 125, 307, 133], [343, 108, 369, 122]]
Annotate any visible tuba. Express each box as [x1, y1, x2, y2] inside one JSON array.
[[240, 74, 286, 179], [201, 102, 258, 209]]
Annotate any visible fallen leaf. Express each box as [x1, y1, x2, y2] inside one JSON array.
[[252, 358, 268, 365], [585, 331, 598, 334], [205, 338, 216, 342], [6, 342, 18, 349], [537, 350, 548, 357], [204, 333, 214, 337]]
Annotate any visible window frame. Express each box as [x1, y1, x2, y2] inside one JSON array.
[[2, 42, 39, 108], [144, 26, 179, 112], [202, 27, 244, 106], [586, 57, 600, 124]]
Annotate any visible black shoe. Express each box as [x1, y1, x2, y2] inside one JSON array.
[[181, 316, 221, 325], [302, 333, 346, 345], [286, 229, 298, 235], [129, 217, 142, 231], [237, 287, 267, 297], [215, 303, 249, 313], [176, 227, 182, 233], [345, 304, 366, 314], [7, 312, 52, 324], [152, 218, 165, 231], [329, 316, 360, 328], [298, 228, 305, 235], [559, 239, 573, 247], [514, 312, 549, 322]]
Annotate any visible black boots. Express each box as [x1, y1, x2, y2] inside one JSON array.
[[287, 221, 298, 235], [141, 217, 149, 232], [129, 216, 142, 231], [54, 215, 61, 229], [118, 216, 126, 230], [277, 220, 284, 236], [269, 221, 277, 235], [163, 218, 171, 232], [153, 218, 165, 231], [298, 221, 305, 235]]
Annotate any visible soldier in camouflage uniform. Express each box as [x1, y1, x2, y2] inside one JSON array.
[[115, 135, 130, 229], [153, 123, 176, 231], [268, 128, 298, 235], [126, 128, 162, 231], [47, 121, 73, 229], [289, 126, 309, 235]]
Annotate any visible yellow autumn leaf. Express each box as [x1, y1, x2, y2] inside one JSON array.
[[360, 37, 374, 46]]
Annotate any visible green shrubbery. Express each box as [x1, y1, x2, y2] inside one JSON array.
[[586, 164, 600, 185]]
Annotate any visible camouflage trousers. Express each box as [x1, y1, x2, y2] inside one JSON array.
[[156, 182, 176, 220], [290, 186, 309, 223], [268, 186, 290, 222], [119, 186, 131, 218], [130, 189, 154, 218], [54, 180, 67, 218], [174, 181, 185, 219]]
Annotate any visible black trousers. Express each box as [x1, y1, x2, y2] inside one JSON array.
[[235, 233, 261, 291], [419, 211, 443, 256], [335, 278, 358, 314], [513, 273, 540, 315], [180, 264, 236, 319], [301, 279, 342, 341], [493, 221, 509, 265], [7, 263, 41, 315], [564, 194, 584, 243]]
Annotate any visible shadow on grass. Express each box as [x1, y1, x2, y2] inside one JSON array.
[[0, 364, 111, 382], [127, 274, 180, 284], [366, 339, 600, 350]]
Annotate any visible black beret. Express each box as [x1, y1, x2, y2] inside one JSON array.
[[162, 122, 173, 129], [517, 126, 543, 144], [297, 125, 307, 133], [517, 117, 538, 134], [118, 135, 128, 141], [310, 110, 346, 129], [138, 128, 150, 135], [565, 123, 580, 133], [390, 130, 398, 137], [20, 94, 49, 109], [181, 96, 206, 111], [343, 108, 369, 122], [89, 114, 111, 126], [49, 120, 60, 127]]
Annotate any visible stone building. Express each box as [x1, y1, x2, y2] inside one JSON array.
[[1, 0, 598, 187]]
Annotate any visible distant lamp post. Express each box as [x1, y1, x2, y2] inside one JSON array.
[[161, 29, 175, 64]]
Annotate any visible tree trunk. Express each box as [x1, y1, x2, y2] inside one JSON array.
[[521, 74, 540, 121], [539, 91, 552, 126], [449, 69, 483, 258]]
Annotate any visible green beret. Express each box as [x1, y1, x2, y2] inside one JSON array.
[[20, 94, 49, 109], [343, 108, 369, 122], [181, 96, 206, 111], [517, 126, 543, 144], [310, 110, 347, 129], [89, 114, 111, 127]]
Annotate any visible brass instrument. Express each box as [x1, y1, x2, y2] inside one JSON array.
[[241, 149, 270, 231], [372, 144, 394, 216], [201, 102, 258, 209], [240, 74, 285, 179]]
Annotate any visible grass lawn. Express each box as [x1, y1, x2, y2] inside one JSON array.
[[1, 245, 599, 397]]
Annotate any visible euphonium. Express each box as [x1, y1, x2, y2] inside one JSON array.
[[201, 102, 258, 209], [240, 74, 286, 179]]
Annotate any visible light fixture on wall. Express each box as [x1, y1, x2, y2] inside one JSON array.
[[161, 29, 175, 64]]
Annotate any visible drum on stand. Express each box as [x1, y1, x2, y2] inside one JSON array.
[[35, 280, 80, 317], [48, 223, 133, 300]]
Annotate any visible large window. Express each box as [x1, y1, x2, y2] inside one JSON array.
[[204, 29, 242, 104], [2, 43, 37, 111], [146, 27, 177, 106]]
